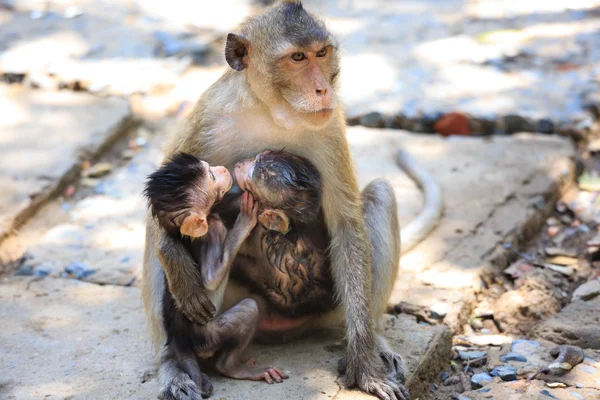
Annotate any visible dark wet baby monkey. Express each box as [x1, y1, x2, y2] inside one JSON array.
[[144, 152, 288, 391]]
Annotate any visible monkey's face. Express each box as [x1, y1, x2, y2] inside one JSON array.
[[202, 161, 233, 205], [234, 150, 322, 224], [225, 1, 340, 130]]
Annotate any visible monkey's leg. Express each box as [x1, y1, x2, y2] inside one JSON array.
[[199, 299, 289, 384], [361, 179, 407, 387], [159, 344, 213, 400]]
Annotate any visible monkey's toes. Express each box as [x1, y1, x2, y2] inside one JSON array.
[[160, 372, 204, 400], [380, 351, 406, 384]]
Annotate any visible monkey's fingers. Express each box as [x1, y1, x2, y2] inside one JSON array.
[[262, 372, 274, 384], [272, 367, 289, 380]]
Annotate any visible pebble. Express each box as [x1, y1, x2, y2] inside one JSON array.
[[458, 350, 487, 361], [470, 372, 493, 389], [430, 302, 449, 319], [490, 365, 517, 381], [536, 118, 555, 134], [542, 263, 575, 277], [83, 163, 113, 178], [64, 262, 96, 279], [500, 352, 527, 363], [443, 375, 461, 386], [470, 318, 483, 329], [544, 247, 577, 257], [545, 382, 566, 388], [546, 256, 578, 266], [359, 112, 385, 128], [504, 114, 535, 133], [572, 279, 600, 301], [511, 339, 540, 354], [440, 372, 450, 382], [434, 112, 471, 136]]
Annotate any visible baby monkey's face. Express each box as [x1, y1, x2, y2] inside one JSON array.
[[201, 161, 233, 204]]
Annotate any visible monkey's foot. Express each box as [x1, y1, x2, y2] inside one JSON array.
[[221, 365, 289, 384], [380, 351, 406, 384], [341, 359, 410, 400], [160, 371, 213, 400]]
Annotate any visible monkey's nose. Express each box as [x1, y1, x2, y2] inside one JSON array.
[[316, 87, 328, 96]]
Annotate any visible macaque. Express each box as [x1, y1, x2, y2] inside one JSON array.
[[229, 150, 335, 321], [143, 1, 442, 399], [144, 152, 288, 399]]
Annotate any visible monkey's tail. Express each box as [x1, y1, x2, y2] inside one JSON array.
[[394, 149, 443, 255]]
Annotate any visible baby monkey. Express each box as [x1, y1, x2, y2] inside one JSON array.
[[144, 152, 288, 390]]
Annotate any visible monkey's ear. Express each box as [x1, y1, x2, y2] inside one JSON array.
[[259, 209, 290, 234], [180, 212, 209, 238], [225, 33, 249, 71]]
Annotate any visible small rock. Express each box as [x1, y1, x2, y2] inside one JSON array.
[[80, 178, 99, 188], [575, 383, 584, 388], [542, 263, 574, 277], [359, 112, 385, 128], [440, 372, 450, 382], [83, 163, 113, 178], [504, 114, 535, 133], [15, 265, 34, 276], [544, 247, 577, 258], [64, 185, 76, 198], [504, 260, 534, 279], [459, 334, 512, 346], [434, 112, 471, 136], [545, 382, 566, 388], [536, 118, 555, 134], [430, 302, 449, 319], [64, 262, 96, 279], [490, 365, 517, 381], [572, 279, 600, 301], [546, 256, 578, 266], [390, 112, 406, 129], [470, 373, 493, 389], [500, 352, 527, 363], [511, 339, 540, 354], [459, 351, 487, 361], [470, 318, 483, 330], [547, 226, 560, 237], [443, 375, 461, 386]]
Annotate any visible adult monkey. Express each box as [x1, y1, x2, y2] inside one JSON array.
[[143, 1, 442, 399]]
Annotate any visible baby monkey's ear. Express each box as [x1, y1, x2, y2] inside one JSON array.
[[180, 212, 209, 238], [259, 209, 290, 234]]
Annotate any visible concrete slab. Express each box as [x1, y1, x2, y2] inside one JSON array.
[[0, 85, 131, 240], [0, 277, 451, 400], [347, 127, 575, 330]]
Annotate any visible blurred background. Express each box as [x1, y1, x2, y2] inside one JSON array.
[[1, 1, 600, 399]]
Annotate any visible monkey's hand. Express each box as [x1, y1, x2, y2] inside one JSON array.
[[342, 354, 410, 400], [234, 191, 258, 238], [171, 284, 217, 325]]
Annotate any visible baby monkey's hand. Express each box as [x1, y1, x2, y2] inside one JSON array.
[[235, 191, 259, 237]]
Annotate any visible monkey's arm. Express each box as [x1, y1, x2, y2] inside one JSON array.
[[201, 192, 258, 291], [321, 136, 386, 389], [156, 226, 217, 325]]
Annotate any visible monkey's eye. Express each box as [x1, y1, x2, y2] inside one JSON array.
[[210, 171, 216, 181], [291, 52, 306, 62], [316, 47, 328, 57]]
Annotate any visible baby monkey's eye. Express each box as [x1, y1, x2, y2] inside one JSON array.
[[316, 47, 328, 57], [210, 171, 216, 181], [291, 52, 306, 62]]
